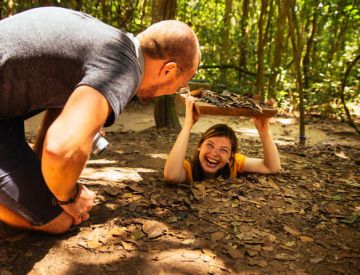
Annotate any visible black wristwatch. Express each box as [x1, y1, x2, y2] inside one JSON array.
[[52, 182, 82, 206]]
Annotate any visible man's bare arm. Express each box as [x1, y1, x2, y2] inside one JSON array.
[[33, 108, 63, 159], [41, 85, 111, 223]]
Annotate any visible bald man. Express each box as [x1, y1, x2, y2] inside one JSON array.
[[0, 7, 200, 234]]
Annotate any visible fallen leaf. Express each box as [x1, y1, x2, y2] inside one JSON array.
[[267, 179, 280, 190], [202, 248, 216, 258], [103, 186, 122, 197], [310, 256, 325, 263], [299, 236, 314, 243], [267, 234, 277, 242], [122, 192, 134, 199], [120, 241, 135, 251], [6, 232, 28, 242], [262, 245, 273, 251], [332, 194, 344, 201], [274, 253, 298, 261], [142, 220, 167, 239], [284, 241, 296, 247], [203, 226, 218, 233], [86, 239, 102, 249], [109, 226, 128, 237], [211, 231, 225, 241], [247, 258, 268, 267], [284, 225, 301, 236], [226, 246, 244, 259], [335, 151, 349, 159], [128, 184, 144, 193], [340, 214, 358, 224], [131, 230, 145, 240], [181, 239, 195, 245]]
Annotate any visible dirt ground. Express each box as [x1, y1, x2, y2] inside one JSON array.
[[1, 100, 360, 275]]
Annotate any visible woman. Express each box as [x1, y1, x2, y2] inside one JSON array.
[[164, 93, 281, 183]]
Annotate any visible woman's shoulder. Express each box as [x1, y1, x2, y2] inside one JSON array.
[[234, 153, 246, 173]]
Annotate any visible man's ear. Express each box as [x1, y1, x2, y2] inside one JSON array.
[[160, 62, 177, 78]]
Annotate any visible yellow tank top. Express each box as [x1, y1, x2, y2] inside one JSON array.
[[183, 153, 246, 182]]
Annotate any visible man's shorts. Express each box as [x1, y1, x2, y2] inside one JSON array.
[[0, 117, 62, 226]]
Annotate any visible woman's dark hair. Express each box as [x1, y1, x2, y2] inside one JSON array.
[[190, 124, 238, 181]]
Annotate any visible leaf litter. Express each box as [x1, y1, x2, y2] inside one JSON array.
[[0, 126, 359, 274]]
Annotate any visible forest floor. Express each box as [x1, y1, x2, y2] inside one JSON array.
[[1, 99, 360, 275]]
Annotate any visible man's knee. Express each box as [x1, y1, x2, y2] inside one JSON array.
[[0, 203, 33, 230]]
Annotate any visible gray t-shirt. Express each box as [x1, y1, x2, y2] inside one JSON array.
[[0, 7, 141, 126]]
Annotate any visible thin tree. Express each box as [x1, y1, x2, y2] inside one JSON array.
[[220, 0, 233, 86], [268, 0, 287, 99], [302, 1, 319, 92], [286, 0, 306, 145], [339, 54, 360, 135], [152, 0, 180, 129], [238, 0, 250, 82], [254, 0, 268, 98]]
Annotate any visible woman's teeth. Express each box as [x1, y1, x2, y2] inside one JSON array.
[[206, 157, 219, 166]]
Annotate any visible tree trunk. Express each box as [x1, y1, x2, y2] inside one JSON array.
[[6, 0, 14, 17], [254, 0, 267, 98], [152, 0, 176, 22], [73, 0, 82, 11], [268, 0, 286, 99], [220, 0, 233, 86], [339, 54, 360, 135], [286, 0, 306, 145], [302, 2, 318, 91], [140, 0, 147, 26], [327, 6, 349, 65], [152, 0, 180, 129], [239, 0, 250, 82], [264, 0, 274, 75]]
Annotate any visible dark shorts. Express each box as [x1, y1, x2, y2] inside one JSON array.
[[0, 117, 62, 226]]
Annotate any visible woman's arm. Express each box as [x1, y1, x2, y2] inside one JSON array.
[[242, 117, 281, 174], [164, 94, 200, 183]]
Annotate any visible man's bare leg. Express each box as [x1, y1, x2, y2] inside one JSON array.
[[0, 204, 73, 234]]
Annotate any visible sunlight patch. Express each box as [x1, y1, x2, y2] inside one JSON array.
[[144, 248, 227, 270], [276, 118, 296, 125], [274, 138, 296, 146], [81, 167, 157, 182], [238, 128, 258, 137], [87, 159, 117, 165], [146, 153, 168, 160]]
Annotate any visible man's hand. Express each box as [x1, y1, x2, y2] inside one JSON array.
[[61, 185, 96, 225]]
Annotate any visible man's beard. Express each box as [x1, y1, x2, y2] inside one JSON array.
[[137, 85, 159, 101], [137, 79, 173, 101]]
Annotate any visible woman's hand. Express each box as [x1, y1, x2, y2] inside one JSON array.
[[253, 116, 270, 133], [184, 92, 200, 129], [61, 184, 96, 225]]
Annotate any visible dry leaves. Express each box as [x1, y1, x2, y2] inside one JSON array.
[[142, 220, 168, 239]]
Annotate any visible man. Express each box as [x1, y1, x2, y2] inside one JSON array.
[[0, 7, 200, 234]]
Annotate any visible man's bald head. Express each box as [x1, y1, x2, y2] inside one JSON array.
[[137, 20, 200, 73]]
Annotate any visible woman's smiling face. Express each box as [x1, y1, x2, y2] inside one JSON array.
[[198, 136, 232, 175]]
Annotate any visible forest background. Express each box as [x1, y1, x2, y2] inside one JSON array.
[[1, 1, 360, 273], [1, 0, 359, 138]]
